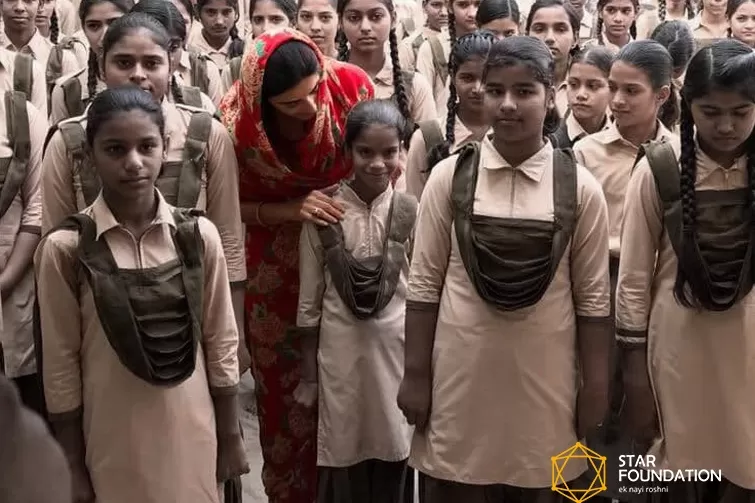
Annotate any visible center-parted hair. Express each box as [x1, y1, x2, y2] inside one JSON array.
[[86, 86, 165, 147], [525, 0, 580, 39], [344, 99, 411, 150], [476, 0, 521, 28], [674, 39, 755, 308], [614, 39, 678, 128], [196, 0, 245, 58], [595, 0, 639, 44], [569, 44, 613, 75], [651, 20, 694, 74]]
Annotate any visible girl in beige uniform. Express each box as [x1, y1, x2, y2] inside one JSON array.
[[405, 30, 493, 199], [2, 0, 53, 71], [337, 0, 437, 124], [36, 85, 249, 503], [0, 46, 47, 111], [689, 0, 727, 41], [189, 0, 244, 66], [397, 0, 447, 72], [617, 39, 755, 500], [585, 0, 637, 52], [398, 36, 612, 502], [297, 0, 339, 58], [727, 0, 755, 48], [634, 0, 693, 39]]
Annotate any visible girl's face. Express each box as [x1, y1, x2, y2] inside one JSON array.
[[90, 109, 164, 203], [83, 1, 126, 52], [35, 0, 54, 34], [454, 56, 485, 114], [340, 0, 392, 52], [169, 0, 193, 33], [484, 63, 553, 143], [609, 60, 668, 130], [451, 0, 479, 34], [730, 1, 755, 47], [424, 0, 447, 31], [198, 0, 237, 40], [297, 0, 337, 53], [251, 0, 291, 38], [567, 62, 610, 123], [691, 89, 755, 158], [480, 17, 518, 38], [269, 72, 320, 120], [102, 29, 172, 101], [600, 0, 636, 39], [1, 0, 39, 32], [528, 6, 576, 65], [702, 0, 726, 17], [348, 124, 400, 201]]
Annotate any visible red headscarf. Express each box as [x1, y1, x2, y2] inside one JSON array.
[[220, 28, 374, 202]]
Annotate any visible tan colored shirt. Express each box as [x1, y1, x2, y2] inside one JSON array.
[[298, 183, 414, 467], [176, 50, 224, 107], [40, 100, 247, 283], [616, 143, 755, 489], [49, 67, 106, 125], [5, 29, 53, 70], [0, 46, 47, 112], [188, 30, 233, 68], [415, 32, 450, 116], [407, 138, 610, 486], [689, 15, 729, 39], [35, 191, 239, 503], [371, 55, 437, 123], [636, 8, 691, 39], [583, 34, 635, 54], [398, 27, 438, 72], [0, 100, 47, 378], [555, 81, 568, 118], [565, 112, 609, 144], [573, 120, 677, 255]]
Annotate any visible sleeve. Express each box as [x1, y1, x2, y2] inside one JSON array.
[[406, 155, 456, 304], [570, 166, 611, 318], [30, 60, 47, 115], [40, 129, 77, 234], [398, 36, 416, 71], [405, 126, 429, 200], [572, 139, 588, 166], [34, 231, 83, 417], [615, 158, 664, 346], [200, 92, 217, 114], [205, 58, 225, 106], [205, 118, 247, 285], [415, 40, 437, 100], [49, 82, 69, 126], [19, 103, 47, 233], [198, 217, 240, 392], [296, 222, 326, 329], [410, 71, 437, 123]]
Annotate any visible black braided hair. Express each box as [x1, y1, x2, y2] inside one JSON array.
[[427, 29, 495, 170], [87, 48, 99, 103], [673, 39, 755, 308], [684, 0, 694, 18], [228, 25, 244, 58], [595, 12, 603, 43], [651, 20, 694, 76], [388, 26, 412, 124], [171, 74, 185, 103], [86, 86, 165, 145], [50, 9, 59, 43], [658, 0, 666, 21], [336, 28, 350, 60]]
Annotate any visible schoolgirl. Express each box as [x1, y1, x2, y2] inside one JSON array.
[[689, 0, 727, 41], [35, 85, 248, 503], [617, 39, 755, 501], [526, 0, 580, 115], [477, 0, 520, 37], [394, 0, 426, 38], [40, 13, 248, 361], [586, 0, 638, 52], [728, 0, 755, 48], [48, 0, 132, 124], [2, 0, 53, 70], [0, 54, 48, 415], [35, 0, 58, 41], [399, 35, 612, 503], [569, 0, 596, 42], [550, 45, 611, 148], [337, 0, 437, 123], [415, 0, 480, 113], [188, 0, 244, 67], [297, 0, 339, 58], [651, 19, 694, 83], [405, 30, 493, 199], [635, 0, 693, 40], [398, 0, 447, 72], [0, 46, 47, 111], [295, 99, 417, 503]]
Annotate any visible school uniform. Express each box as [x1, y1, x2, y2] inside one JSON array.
[[583, 33, 635, 54], [0, 47, 47, 112], [395, 0, 426, 39], [550, 111, 609, 149], [617, 141, 755, 496], [176, 50, 225, 106], [635, 8, 692, 39], [579, 12, 595, 42], [49, 68, 105, 125], [298, 183, 416, 503], [40, 99, 247, 287], [371, 55, 437, 123], [415, 31, 450, 116], [407, 138, 611, 498], [5, 29, 53, 73], [188, 29, 233, 68], [55, 0, 80, 37], [187, 0, 251, 49], [35, 190, 240, 503], [555, 81, 568, 118], [398, 27, 440, 73], [689, 15, 729, 41]]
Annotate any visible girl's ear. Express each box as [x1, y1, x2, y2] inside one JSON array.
[[657, 84, 671, 106], [546, 84, 556, 109]]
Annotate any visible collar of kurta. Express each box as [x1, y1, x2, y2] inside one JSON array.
[[695, 139, 749, 183], [443, 114, 487, 151], [6, 29, 48, 59], [340, 181, 394, 208], [479, 135, 553, 182], [565, 111, 609, 141], [595, 119, 671, 146], [91, 190, 177, 239]]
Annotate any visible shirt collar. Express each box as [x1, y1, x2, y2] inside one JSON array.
[[565, 112, 609, 142], [340, 180, 394, 208], [480, 135, 553, 182], [91, 189, 176, 239], [6, 29, 50, 59], [594, 119, 671, 146], [695, 139, 748, 184], [374, 55, 394, 86]]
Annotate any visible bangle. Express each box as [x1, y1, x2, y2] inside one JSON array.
[[254, 202, 266, 226]]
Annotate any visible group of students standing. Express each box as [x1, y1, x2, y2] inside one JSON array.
[[1, 0, 755, 500]]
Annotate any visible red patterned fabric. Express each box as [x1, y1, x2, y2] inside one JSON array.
[[220, 29, 373, 503]]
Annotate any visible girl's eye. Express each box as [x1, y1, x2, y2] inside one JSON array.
[[346, 13, 360, 22], [272, 15, 286, 23], [357, 147, 372, 157], [319, 13, 333, 21], [369, 11, 384, 20], [589, 82, 604, 91], [140, 144, 157, 154], [105, 145, 124, 155], [299, 13, 312, 20]]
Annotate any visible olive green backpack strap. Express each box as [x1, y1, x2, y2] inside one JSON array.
[[188, 52, 210, 95], [229, 56, 243, 83], [639, 138, 683, 257], [418, 119, 443, 157], [387, 191, 418, 245], [171, 207, 205, 329], [13, 52, 33, 99], [411, 32, 425, 58], [428, 35, 448, 84], [61, 75, 84, 120], [45, 37, 86, 92], [177, 111, 212, 208], [400, 17, 416, 37], [0, 91, 31, 219], [59, 121, 101, 205], [179, 85, 204, 109]]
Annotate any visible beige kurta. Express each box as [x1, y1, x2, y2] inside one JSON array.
[[583, 34, 635, 54], [398, 27, 439, 73], [5, 29, 53, 73], [298, 184, 414, 467], [407, 138, 611, 487], [555, 80, 568, 118], [415, 31, 450, 116], [176, 49, 224, 106], [35, 191, 240, 503], [405, 115, 488, 200], [188, 30, 233, 68], [49, 67, 106, 125], [187, 0, 251, 49], [616, 143, 755, 490], [0, 46, 47, 112], [0, 100, 46, 378], [564, 110, 609, 144], [573, 120, 677, 256], [371, 54, 437, 123], [689, 15, 729, 40], [40, 99, 247, 284]]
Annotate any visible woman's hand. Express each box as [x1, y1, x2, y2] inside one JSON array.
[[216, 433, 250, 482], [293, 380, 318, 408], [293, 185, 345, 226]]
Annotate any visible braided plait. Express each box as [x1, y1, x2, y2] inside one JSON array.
[[228, 24, 244, 58], [442, 2, 458, 150], [171, 74, 185, 104], [685, 0, 694, 18], [595, 15, 603, 44], [388, 27, 412, 129], [658, 0, 666, 22], [87, 49, 99, 103], [50, 10, 59, 43], [629, 19, 637, 38], [336, 29, 350, 61]]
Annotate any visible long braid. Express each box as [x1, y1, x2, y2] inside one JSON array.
[[673, 97, 698, 307], [596, 15, 603, 44], [658, 0, 666, 22], [50, 10, 59, 43], [443, 5, 458, 154], [228, 24, 244, 58], [171, 74, 185, 104], [685, 0, 694, 18], [388, 26, 412, 129], [87, 48, 99, 103], [337, 29, 349, 61]]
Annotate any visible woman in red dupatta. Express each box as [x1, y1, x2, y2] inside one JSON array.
[[220, 28, 373, 503]]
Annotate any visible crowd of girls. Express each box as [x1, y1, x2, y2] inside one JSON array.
[[4, 0, 755, 501]]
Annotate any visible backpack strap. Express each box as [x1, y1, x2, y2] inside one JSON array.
[[411, 32, 425, 55], [427, 35, 448, 85], [177, 111, 212, 208], [0, 91, 31, 219], [188, 52, 210, 95], [229, 56, 242, 83], [45, 37, 86, 91], [639, 138, 683, 257], [386, 191, 418, 245], [171, 207, 206, 270], [418, 119, 444, 157], [400, 17, 416, 36], [61, 75, 84, 120], [13, 53, 33, 99], [179, 85, 204, 109], [59, 121, 101, 205]]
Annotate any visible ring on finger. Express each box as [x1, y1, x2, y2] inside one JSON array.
[[313, 207, 321, 217]]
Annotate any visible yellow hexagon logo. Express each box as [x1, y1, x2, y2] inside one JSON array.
[[551, 442, 607, 503]]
